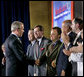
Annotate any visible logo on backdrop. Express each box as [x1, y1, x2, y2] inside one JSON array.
[[53, 1, 71, 28]]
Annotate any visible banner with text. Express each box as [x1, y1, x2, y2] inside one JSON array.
[[52, 1, 73, 28]]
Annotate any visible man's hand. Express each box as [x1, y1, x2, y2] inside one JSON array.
[[35, 59, 40, 66], [51, 60, 56, 68], [70, 42, 83, 53], [63, 49, 71, 56], [2, 57, 6, 65], [61, 70, 65, 76]]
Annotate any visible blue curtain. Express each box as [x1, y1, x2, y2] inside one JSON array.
[[0, 0, 30, 75]]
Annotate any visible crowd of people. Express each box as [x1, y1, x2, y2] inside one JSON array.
[[1, 17, 83, 76]]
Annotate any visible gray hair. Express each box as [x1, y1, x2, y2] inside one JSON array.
[[11, 21, 24, 31]]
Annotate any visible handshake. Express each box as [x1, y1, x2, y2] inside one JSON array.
[[35, 59, 41, 66], [2, 57, 6, 65], [34, 59, 56, 68]]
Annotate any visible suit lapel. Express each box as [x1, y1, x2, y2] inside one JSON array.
[[48, 44, 59, 57], [11, 34, 22, 45], [27, 44, 32, 56], [48, 40, 61, 57]]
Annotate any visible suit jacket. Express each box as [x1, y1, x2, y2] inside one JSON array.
[[68, 32, 83, 76], [68, 31, 77, 43], [40, 40, 62, 76], [68, 32, 82, 48], [4, 34, 34, 76], [1, 56, 6, 76], [26, 44, 35, 76], [56, 43, 69, 76], [33, 37, 51, 76]]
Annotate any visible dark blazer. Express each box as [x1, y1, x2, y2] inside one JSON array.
[[4, 34, 34, 76], [56, 44, 68, 76], [68, 32, 82, 49], [68, 31, 77, 43], [26, 44, 35, 76], [40, 41, 67, 76], [40, 40, 62, 76], [1, 56, 6, 76]]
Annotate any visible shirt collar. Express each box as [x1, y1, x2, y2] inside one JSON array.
[[37, 37, 42, 45], [78, 31, 81, 35], [82, 42, 83, 45], [11, 32, 18, 38], [53, 40, 59, 46], [76, 31, 81, 38], [31, 40, 36, 46], [11, 32, 22, 44]]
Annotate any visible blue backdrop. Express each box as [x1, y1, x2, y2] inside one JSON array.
[[53, 1, 71, 28], [0, 0, 30, 75]]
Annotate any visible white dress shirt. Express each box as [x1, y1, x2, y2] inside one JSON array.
[[11, 32, 22, 43], [37, 37, 42, 46]]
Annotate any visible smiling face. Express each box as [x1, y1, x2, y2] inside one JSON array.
[[34, 27, 43, 39], [28, 30, 35, 41], [50, 29, 60, 42]]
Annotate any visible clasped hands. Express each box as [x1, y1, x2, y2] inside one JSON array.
[[35, 59, 40, 66]]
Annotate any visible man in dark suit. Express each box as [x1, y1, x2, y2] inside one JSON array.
[[33, 25, 51, 76], [4, 21, 35, 76], [26, 29, 36, 76]]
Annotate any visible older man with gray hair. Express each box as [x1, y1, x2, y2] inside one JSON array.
[[4, 21, 35, 76], [26, 29, 36, 76]]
